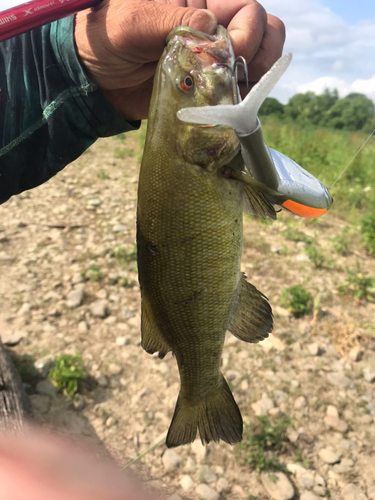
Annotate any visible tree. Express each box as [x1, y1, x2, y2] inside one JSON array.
[[259, 97, 285, 118], [324, 93, 375, 131]]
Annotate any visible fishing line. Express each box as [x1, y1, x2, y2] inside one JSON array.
[[329, 127, 375, 191]]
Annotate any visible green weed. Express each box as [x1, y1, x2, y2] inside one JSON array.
[[282, 227, 312, 244], [111, 245, 137, 265], [280, 285, 312, 317], [360, 215, 375, 256], [48, 354, 85, 397], [97, 169, 110, 180], [305, 246, 325, 268], [332, 228, 350, 255], [82, 263, 103, 282], [237, 415, 292, 472], [114, 147, 134, 159], [339, 262, 375, 301]]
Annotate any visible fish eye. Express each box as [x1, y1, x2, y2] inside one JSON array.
[[178, 74, 194, 93]]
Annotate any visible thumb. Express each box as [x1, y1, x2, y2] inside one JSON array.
[[115, 1, 218, 57]]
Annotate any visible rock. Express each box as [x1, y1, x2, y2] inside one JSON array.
[[162, 449, 182, 472], [300, 493, 321, 500], [307, 343, 321, 356], [105, 416, 116, 427], [252, 396, 274, 415], [72, 393, 85, 411], [30, 394, 51, 414], [198, 465, 217, 484], [367, 402, 375, 415], [36, 379, 56, 396], [87, 198, 102, 207], [216, 477, 230, 493], [195, 484, 220, 500], [17, 303, 31, 315], [333, 458, 354, 474], [260, 334, 286, 351], [240, 378, 249, 391], [348, 346, 363, 362], [1, 330, 27, 346], [116, 336, 130, 346], [286, 463, 307, 475], [66, 288, 85, 308], [89, 300, 107, 318], [155, 362, 170, 374], [96, 373, 108, 387], [294, 396, 307, 409], [363, 366, 375, 383], [78, 321, 89, 333], [0, 251, 13, 262], [113, 224, 127, 233], [108, 363, 122, 376], [326, 405, 339, 418], [191, 439, 207, 462], [324, 415, 348, 433], [296, 470, 315, 489], [180, 475, 194, 491], [273, 390, 288, 404], [327, 372, 351, 388], [341, 484, 368, 500], [34, 354, 55, 377], [318, 448, 341, 464], [72, 272, 85, 285], [260, 471, 294, 500]]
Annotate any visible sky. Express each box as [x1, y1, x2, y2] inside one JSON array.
[[1, 0, 375, 104]]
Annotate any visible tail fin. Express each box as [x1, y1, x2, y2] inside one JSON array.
[[166, 374, 243, 448]]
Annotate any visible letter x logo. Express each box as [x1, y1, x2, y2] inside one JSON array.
[[23, 8, 33, 15]]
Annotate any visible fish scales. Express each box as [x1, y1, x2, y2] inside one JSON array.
[[137, 26, 274, 448]]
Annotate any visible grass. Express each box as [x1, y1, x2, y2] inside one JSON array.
[[338, 262, 375, 302], [280, 285, 313, 317], [360, 215, 375, 256], [305, 245, 325, 268], [114, 147, 134, 159], [97, 169, 110, 180], [236, 415, 292, 472], [82, 263, 103, 282], [111, 244, 137, 266], [48, 354, 85, 397], [282, 227, 312, 244], [332, 228, 350, 255]]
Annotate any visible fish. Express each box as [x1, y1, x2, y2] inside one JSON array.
[[136, 25, 276, 448]]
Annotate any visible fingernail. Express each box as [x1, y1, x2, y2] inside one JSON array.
[[189, 9, 218, 35]]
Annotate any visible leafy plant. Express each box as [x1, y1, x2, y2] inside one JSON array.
[[332, 228, 350, 255], [82, 263, 103, 282], [97, 169, 110, 180], [48, 354, 85, 397], [111, 245, 137, 265], [282, 227, 312, 244], [280, 285, 312, 317], [339, 262, 375, 302], [305, 245, 325, 268], [114, 147, 134, 159], [360, 215, 375, 256], [237, 415, 292, 472]]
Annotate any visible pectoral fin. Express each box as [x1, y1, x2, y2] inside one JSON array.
[[141, 300, 171, 359], [228, 273, 273, 343]]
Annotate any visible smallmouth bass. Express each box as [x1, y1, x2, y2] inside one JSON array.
[[137, 26, 275, 448]]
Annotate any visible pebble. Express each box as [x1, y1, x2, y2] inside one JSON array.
[[318, 448, 341, 464], [36, 379, 56, 396], [327, 372, 351, 388], [116, 336, 130, 346], [260, 471, 294, 500], [348, 346, 363, 362], [341, 484, 368, 500], [273, 390, 288, 404], [260, 333, 287, 351], [307, 342, 321, 356], [108, 363, 122, 376], [195, 484, 220, 500], [184, 457, 196, 471], [78, 321, 89, 333], [72, 393, 85, 411], [251, 396, 274, 415], [89, 301, 107, 318], [294, 395, 307, 409], [113, 224, 127, 233], [0, 251, 13, 262], [34, 354, 55, 377], [333, 458, 354, 474], [324, 415, 348, 432], [17, 303, 31, 315], [300, 493, 321, 500], [180, 475, 194, 491], [66, 288, 85, 308], [30, 394, 51, 414], [216, 477, 230, 493], [326, 405, 339, 418], [1, 330, 27, 346], [96, 373, 109, 387], [363, 366, 375, 383], [198, 465, 217, 484], [162, 449, 182, 472]]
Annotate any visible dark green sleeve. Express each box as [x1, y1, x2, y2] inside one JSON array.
[[0, 15, 140, 205]]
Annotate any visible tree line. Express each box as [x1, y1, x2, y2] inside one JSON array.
[[259, 89, 375, 132]]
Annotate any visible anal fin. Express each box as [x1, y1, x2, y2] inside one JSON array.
[[141, 300, 171, 359], [228, 273, 273, 343]]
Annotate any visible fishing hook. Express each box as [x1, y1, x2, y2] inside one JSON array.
[[212, 56, 249, 105]]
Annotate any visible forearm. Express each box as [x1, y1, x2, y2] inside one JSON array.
[[0, 15, 139, 205]]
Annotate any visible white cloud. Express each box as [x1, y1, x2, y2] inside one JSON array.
[[260, 0, 375, 103]]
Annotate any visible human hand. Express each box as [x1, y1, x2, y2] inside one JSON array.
[[75, 0, 285, 121], [0, 428, 158, 500]]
